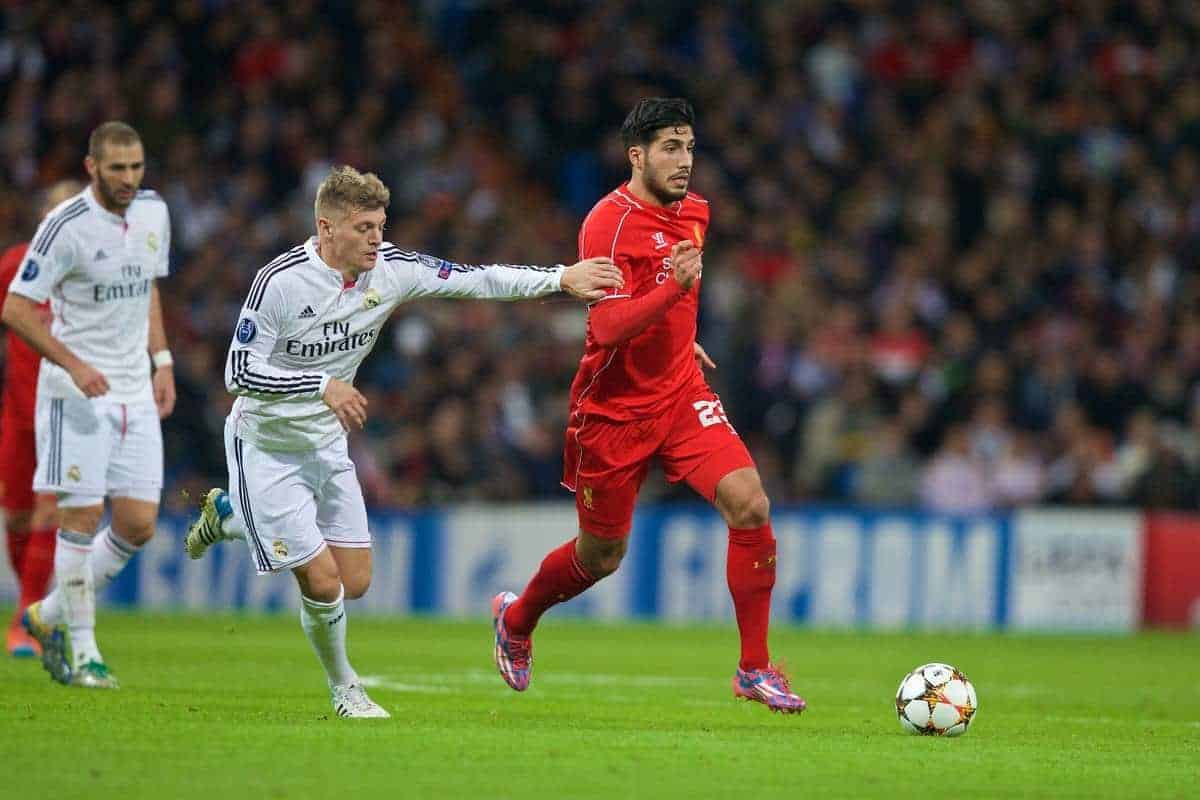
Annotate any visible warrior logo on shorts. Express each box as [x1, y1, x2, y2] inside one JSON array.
[[67, 465, 81, 482], [363, 288, 382, 309], [581, 486, 594, 510], [272, 539, 288, 559], [236, 317, 257, 344]]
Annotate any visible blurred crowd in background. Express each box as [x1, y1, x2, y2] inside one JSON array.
[[3, 0, 1200, 512]]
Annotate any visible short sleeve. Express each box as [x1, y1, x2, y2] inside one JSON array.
[[156, 206, 171, 277], [8, 213, 76, 303]]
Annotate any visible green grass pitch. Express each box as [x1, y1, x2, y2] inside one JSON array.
[[2, 610, 1197, 799]]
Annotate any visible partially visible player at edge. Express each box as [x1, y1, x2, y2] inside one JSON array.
[[0, 180, 82, 657], [3, 121, 176, 689], [182, 165, 623, 718], [491, 98, 806, 713]]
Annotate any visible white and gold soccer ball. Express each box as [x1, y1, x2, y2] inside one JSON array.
[[895, 662, 978, 736]]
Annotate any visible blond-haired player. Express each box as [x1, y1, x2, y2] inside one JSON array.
[[184, 165, 622, 717]]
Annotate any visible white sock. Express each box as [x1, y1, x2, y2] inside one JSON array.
[[40, 526, 140, 625], [39, 582, 64, 625], [300, 588, 357, 688], [220, 513, 247, 542], [91, 526, 140, 595], [52, 529, 101, 667]]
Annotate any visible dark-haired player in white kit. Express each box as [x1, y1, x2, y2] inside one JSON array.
[[183, 165, 623, 717], [4, 121, 175, 689]]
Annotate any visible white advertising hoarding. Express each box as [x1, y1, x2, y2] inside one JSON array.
[[1008, 509, 1142, 631]]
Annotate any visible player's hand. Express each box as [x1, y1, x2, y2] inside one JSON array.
[[153, 365, 176, 418], [323, 377, 368, 431], [561, 257, 624, 301], [694, 341, 716, 370], [670, 241, 702, 290], [69, 360, 109, 398]]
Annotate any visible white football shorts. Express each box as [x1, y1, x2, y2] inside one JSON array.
[[34, 395, 162, 507], [224, 417, 371, 575]]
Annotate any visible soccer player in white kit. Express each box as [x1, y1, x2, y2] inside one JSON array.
[[184, 165, 622, 717], [1, 122, 175, 689]]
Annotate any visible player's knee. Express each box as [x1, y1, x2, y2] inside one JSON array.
[[117, 518, 156, 547], [585, 552, 624, 578], [60, 505, 104, 535], [294, 559, 343, 603], [342, 573, 371, 600], [303, 575, 344, 603], [577, 535, 627, 579], [728, 491, 770, 529]]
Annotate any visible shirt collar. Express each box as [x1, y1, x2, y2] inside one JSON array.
[[304, 236, 368, 288], [305, 237, 342, 282]]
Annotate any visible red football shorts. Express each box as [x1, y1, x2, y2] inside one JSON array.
[[562, 386, 755, 539], [0, 415, 37, 512]]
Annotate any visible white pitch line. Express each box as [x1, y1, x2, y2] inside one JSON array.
[[358, 675, 457, 694], [416, 670, 710, 688]]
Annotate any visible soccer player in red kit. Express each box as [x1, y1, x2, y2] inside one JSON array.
[[0, 180, 80, 657], [491, 98, 805, 713]]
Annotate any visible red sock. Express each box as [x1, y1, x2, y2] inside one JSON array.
[[5, 529, 30, 576], [505, 538, 598, 636], [727, 523, 776, 671], [17, 529, 56, 613]]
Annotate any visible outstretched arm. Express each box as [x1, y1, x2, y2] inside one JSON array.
[[396, 252, 622, 302]]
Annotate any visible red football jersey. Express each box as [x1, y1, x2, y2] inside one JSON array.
[[0, 242, 45, 423], [569, 184, 710, 421]]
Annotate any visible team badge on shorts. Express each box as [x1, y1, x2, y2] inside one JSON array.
[[363, 288, 382, 309], [272, 539, 288, 559], [581, 486, 594, 510], [67, 465, 82, 482], [236, 317, 257, 344]]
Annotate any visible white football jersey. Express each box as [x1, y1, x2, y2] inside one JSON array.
[[225, 237, 564, 451], [7, 186, 170, 404]]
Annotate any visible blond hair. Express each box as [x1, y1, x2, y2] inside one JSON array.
[[314, 165, 390, 223]]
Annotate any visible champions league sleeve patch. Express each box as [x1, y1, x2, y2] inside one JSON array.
[[236, 317, 257, 344], [19, 259, 39, 281], [418, 253, 454, 280]]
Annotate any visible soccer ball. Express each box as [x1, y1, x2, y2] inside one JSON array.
[[895, 662, 977, 736]]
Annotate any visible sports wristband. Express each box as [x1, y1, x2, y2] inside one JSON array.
[[152, 349, 174, 369]]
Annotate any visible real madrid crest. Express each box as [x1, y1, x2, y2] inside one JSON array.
[[147, 231, 159, 252], [363, 289, 381, 309]]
